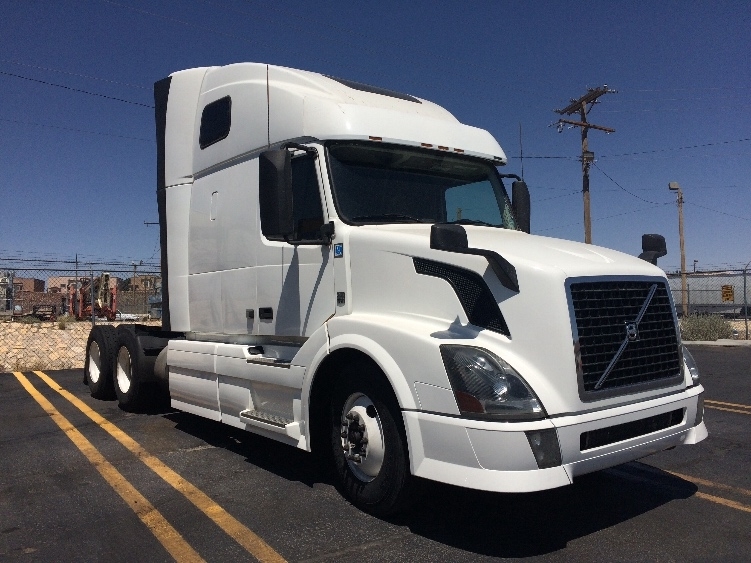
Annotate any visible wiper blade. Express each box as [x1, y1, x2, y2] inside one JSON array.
[[351, 213, 426, 223], [444, 219, 496, 227]]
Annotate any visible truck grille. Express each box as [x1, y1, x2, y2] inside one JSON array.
[[569, 280, 682, 397]]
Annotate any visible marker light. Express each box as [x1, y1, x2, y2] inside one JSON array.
[[682, 345, 700, 384]]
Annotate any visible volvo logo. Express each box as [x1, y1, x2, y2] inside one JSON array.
[[626, 322, 639, 342]]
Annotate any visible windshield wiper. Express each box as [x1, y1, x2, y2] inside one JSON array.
[[351, 213, 426, 223], [444, 219, 497, 227]]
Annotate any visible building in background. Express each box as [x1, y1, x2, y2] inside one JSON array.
[[12, 277, 44, 293]]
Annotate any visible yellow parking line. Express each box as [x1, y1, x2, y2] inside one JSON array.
[[13, 372, 203, 563], [704, 399, 751, 410], [34, 371, 287, 563], [616, 465, 751, 515], [665, 470, 751, 498], [705, 405, 751, 416], [695, 492, 751, 514]]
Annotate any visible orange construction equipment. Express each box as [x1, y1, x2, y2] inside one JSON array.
[[67, 273, 117, 321]]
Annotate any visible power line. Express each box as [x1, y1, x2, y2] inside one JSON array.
[[0, 117, 153, 142], [608, 95, 749, 103], [684, 202, 751, 222], [520, 155, 576, 160], [592, 162, 667, 205], [601, 138, 751, 158], [533, 190, 580, 203], [631, 86, 751, 93], [0, 70, 153, 108], [516, 138, 751, 161], [599, 105, 751, 114], [0, 256, 159, 268], [537, 203, 671, 233], [0, 58, 150, 90]]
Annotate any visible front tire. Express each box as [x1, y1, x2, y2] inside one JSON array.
[[330, 364, 412, 516], [84, 325, 117, 399]]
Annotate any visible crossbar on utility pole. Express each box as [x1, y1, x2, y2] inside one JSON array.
[[555, 86, 617, 244]]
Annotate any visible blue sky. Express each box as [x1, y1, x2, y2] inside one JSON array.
[[1, 0, 749, 272]]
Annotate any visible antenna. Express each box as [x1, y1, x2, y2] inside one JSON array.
[[519, 122, 524, 179]]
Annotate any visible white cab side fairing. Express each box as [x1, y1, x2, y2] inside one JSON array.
[[188, 160, 258, 335], [162, 68, 209, 332], [169, 327, 333, 450], [165, 183, 191, 331], [164, 67, 207, 188]]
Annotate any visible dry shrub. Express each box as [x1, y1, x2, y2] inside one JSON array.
[[680, 314, 734, 341]]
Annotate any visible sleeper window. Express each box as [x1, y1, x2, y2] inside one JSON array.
[[199, 96, 231, 149]]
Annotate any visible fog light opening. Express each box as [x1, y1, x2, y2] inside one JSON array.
[[525, 428, 562, 469], [695, 394, 704, 425]]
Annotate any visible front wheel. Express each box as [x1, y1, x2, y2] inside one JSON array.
[[330, 365, 412, 516]]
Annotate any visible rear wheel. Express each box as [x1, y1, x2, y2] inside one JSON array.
[[114, 328, 146, 410], [329, 363, 412, 516], [84, 325, 117, 399]]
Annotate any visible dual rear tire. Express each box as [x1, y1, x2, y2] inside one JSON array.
[[84, 325, 117, 399], [113, 328, 148, 410], [84, 325, 149, 410]]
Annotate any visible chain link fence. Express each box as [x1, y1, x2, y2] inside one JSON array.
[[668, 269, 750, 340], [1, 257, 161, 371], [2, 256, 749, 371]]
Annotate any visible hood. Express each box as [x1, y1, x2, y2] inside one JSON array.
[[355, 224, 664, 279]]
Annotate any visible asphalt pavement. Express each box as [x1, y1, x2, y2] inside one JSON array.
[[1, 345, 749, 561]]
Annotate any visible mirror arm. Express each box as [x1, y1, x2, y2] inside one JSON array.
[[283, 142, 318, 156], [283, 222, 335, 246]]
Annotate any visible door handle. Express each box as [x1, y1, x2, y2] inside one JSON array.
[[258, 307, 273, 320]]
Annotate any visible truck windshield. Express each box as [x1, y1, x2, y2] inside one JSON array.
[[326, 142, 517, 229]]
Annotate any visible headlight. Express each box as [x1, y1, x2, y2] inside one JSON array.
[[683, 345, 700, 384], [440, 345, 545, 420]]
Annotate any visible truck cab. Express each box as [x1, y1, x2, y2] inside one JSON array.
[[87, 63, 706, 516]]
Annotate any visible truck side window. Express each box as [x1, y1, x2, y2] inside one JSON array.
[[199, 96, 231, 149], [291, 155, 325, 240]]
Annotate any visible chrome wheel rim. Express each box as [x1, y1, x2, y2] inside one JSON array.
[[340, 392, 385, 482], [116, 347, 132, 394], [88, 342, 101, 384]]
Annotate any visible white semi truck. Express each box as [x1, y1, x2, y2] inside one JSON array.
[[84, 63, 707, 515]]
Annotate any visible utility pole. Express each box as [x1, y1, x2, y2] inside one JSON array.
[[131, 261, 142, 315], [555, 86, 616, 244], [132, 262, 137, 314], [669, 182, 688, 316]]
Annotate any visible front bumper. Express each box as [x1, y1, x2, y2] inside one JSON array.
[[403, 385, 706, 493]]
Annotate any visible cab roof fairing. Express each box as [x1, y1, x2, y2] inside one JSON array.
[[239, 63, 508, 164]]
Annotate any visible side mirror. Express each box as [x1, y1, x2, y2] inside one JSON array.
[[259, 149, 294, 239], [638, 234, 667, 265], [512, 180, 530, 234]]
